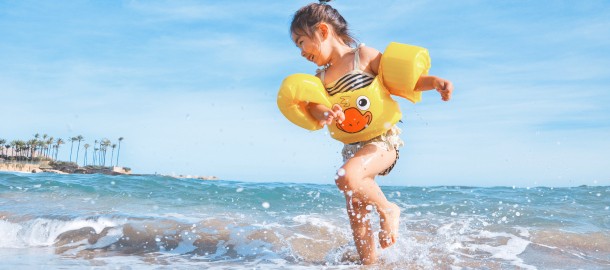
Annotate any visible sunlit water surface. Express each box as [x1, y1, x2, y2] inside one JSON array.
[[1, 172, 609, 269]]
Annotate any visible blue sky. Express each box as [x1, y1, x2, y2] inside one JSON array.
[[1, 0, 609, 187]]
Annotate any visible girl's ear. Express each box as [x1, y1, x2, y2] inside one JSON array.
[[318, 23, 329, 39]]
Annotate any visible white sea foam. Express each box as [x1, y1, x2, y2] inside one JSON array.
[[0, 220, 23, 248], [291, 214, 341, 233], [0, 217, 122, 248], [469, 230, 535, 270]]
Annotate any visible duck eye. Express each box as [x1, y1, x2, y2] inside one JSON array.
[[356, 96, 370, 110]]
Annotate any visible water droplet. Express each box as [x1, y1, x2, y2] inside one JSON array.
[[515, 212, 521, 217], [366, 205, 373, 211], [262, 202, 270, 209], [236, 187, 244, 193], [336, 168, 346, 177], [110, 181, 116, 185]]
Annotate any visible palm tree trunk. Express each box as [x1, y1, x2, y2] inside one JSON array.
[[110, 149, 115, 167], [116, 140, 122, 166], [76, 141, 81, 166], [69, 141, 74, 162]]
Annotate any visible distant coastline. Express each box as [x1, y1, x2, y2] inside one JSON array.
[[1, 132, 219, 179], [0, 160, 131, 175], [1, 134, 132, 176], [0, 161, 219, 180]]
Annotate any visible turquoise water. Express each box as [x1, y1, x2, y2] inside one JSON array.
[[0, 172, 609, 269]]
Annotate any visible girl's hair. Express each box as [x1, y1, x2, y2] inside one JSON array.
[[290, 1, 357, 47]]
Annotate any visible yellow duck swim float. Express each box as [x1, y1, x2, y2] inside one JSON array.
[[277, 42, 431, 144]]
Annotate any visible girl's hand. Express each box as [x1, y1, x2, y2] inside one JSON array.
[[320, 104, 345, 127], [433, 78, 453, 101], [308, 103, 345, 127]]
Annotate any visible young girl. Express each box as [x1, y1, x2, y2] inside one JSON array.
[[288, 1, 453, 265]]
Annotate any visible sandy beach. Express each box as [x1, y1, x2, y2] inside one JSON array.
[[0, 162, 46, 173], [0, 161, 130, 175]]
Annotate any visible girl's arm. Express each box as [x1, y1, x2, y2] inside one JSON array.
[[363, 46, 453, 102], [415, 75, 453, 101]]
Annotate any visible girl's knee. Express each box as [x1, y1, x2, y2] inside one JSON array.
[[335, 167, 362, 192]]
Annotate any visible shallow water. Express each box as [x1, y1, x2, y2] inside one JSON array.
[[1, 172, 609, 269]]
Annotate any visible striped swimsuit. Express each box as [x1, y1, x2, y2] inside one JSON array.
[[319, 44, 375, 96], [319, 44, 402, 176]]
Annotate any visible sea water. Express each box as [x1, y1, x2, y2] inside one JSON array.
[[0, 172, 608, 269]]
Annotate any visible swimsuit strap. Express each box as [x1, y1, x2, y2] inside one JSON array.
[[352, 43, 364, 71], [318, 43, 365, 86]]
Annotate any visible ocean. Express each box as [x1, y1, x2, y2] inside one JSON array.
[[0, 172, 608, 269]]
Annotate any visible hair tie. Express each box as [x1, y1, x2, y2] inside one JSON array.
[[319, 0, 331, 5]]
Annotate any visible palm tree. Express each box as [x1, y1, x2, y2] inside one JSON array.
[[93, 147, 99, 166], [36, 140, 44, 159], [116, 137, 124, 166], [55, 138, 65, 160], [110, 144, 117, 167], [9, 141, 16, 159], [4, 144, 10, 158], [93, 140, 98, 166], [33, 133, 40, 156], [46, 137, 54, 159], [100, 139, 111, 166], [83, 143, 90, 166], [27, 139, 38, 160], [0, 139, 6, 157], [13, 140, 26, 160], [69, 137, 77, 162], [75, 135, 84, 166]]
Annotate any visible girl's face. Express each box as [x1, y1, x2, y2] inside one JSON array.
[[291, 26, 329, 67]]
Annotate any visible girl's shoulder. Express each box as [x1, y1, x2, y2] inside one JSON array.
[[359, 45, 381, 56], [358, 45, 382, 75]]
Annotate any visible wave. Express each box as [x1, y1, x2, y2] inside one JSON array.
[[0, 212, 354, 266], [1, 172, 609, 268], [2, 211, 609, 268]]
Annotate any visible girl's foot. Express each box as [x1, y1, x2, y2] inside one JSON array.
[[378, 203, 400, 249]]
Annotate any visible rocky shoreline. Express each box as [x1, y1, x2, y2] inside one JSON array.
[[0, 161, 131, 175], [0, 161, 219, 180]]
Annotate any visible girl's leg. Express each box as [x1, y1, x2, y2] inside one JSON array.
[[336, 144, 401, 264], [345, 195, 376, 264]]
